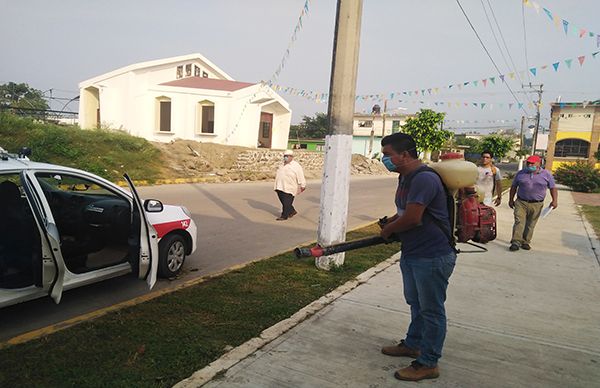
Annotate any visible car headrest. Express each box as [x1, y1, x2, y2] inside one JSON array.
[[0, 180, 22, 206]]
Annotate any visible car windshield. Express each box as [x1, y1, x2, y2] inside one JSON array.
[[36, 174, 115, 196]]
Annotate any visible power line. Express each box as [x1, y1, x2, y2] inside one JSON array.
[[455, 0, 529, 116], [543, 90, 600, 95], [44, 96, 78, 102], [59, 95, 80, 112], [479, 0, 511, 74], [485, 0, 533, 105], [521, 0, 532, 83]]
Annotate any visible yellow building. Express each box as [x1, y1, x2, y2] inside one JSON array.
[[545, 101, 600, 171]]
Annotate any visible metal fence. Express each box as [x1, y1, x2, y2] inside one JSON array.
[[0, 106, 78, 125]]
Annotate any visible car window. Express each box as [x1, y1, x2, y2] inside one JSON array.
[[34, 172, 135, 275], [36, 174, 116, 197]]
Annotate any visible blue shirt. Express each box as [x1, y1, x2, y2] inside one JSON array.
[[395, 167, 454, 259], [512, 168, 555, 201]]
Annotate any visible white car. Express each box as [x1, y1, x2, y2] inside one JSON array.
[[0, 147, 197, 308]]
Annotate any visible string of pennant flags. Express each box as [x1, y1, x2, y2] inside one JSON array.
[[271, 48, 600, 105], [354, 100, 600, 112], [226, 0, 310, 143], [524, 0, 600, 47], [442, 118, 548, 125], [269, 0, 311, 84], [446, 119, 518, 124]]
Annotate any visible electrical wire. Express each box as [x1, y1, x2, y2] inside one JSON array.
[[455, 0, 530, 117], [521, 0, 532, 83], [479, 0, 511, 74], [59, 95, 80, 112], [485, 0, 533, 105]]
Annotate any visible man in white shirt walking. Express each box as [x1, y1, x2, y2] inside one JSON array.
[[274, 150, 306, 221], [476, 150, 503, 207]]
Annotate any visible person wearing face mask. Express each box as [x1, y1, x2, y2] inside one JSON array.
[[507, 155, 558, 251], [379, 133, 456, 382], [274, 149, 306, 221]]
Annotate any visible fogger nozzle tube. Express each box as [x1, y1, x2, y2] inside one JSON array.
[[294, 236, 391, 258]]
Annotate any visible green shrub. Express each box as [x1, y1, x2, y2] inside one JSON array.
[[0, 112, 165, 181], [554, 161, 600, 192]]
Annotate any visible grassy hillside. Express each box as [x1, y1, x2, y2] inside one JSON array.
[[0, 113, 167, 182]]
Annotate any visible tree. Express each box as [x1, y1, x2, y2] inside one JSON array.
[[479, 134, 516, 160], [291, 112, 329, 139], [401, 109, 451, 158], [0, 82, 49, 110]]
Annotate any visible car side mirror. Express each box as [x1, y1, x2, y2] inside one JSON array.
[[144, 199, 163, 212]]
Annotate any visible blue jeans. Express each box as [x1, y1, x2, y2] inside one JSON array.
[[400, 252, 456, 367]]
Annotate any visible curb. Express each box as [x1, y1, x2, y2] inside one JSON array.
[[113, 176, 226, 187], [576, 205, 600, 274], [114, 173, 394, 188], [0, 223, 384, 349], [173, 253, 400, 388], [0, 245, 310, 349]]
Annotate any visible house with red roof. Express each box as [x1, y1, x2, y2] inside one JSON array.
[[78, 54, 291, 149]]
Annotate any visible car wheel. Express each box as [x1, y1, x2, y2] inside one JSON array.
[[158, 234, 186, 278]]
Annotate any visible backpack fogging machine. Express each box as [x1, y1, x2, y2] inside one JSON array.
[[294, 153, 497, 259]]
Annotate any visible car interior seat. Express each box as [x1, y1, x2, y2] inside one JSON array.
[[0, 180, 37, 288]]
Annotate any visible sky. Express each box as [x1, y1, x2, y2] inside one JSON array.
[[1, 0, 599, 134]]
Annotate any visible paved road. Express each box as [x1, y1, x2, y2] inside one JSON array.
[[0, 175, 397, 342], [498, 162, 518, 175]]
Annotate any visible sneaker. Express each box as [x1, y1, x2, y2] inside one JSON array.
[[509, 243, 519, 251], [381, 340, 420, 358], [394, 360, 440, 381], [521, 243, 531, 250]]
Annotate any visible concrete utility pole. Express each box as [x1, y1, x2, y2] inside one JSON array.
[[523, 83, 543, 155], [518, 115, 526, 171], [381, 99, 387, 138], [368, 110, 375, 157], [519, 115, 525, 152], [317, 0, 363, 270], [367, 103, 380, 157]]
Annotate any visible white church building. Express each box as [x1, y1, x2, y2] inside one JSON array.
[[78, 53, 292, 149]]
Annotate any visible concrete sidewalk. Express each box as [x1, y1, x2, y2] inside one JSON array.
[[178, 189, 600, 387]]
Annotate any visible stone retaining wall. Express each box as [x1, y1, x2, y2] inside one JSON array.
[[232, 149, 390, 179]]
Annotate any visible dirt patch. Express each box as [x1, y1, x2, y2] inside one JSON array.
[[153, 140, 251, 177], [152, 139, 390, 183], [571, 192, 600, 206]]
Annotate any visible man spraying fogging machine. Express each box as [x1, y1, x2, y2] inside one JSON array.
[[295, 133, 496, 381], [294, 148, 496, 259]]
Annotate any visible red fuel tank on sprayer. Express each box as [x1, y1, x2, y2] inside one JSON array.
[[432, 153, 497, 245], [456, 188, 497, 243]]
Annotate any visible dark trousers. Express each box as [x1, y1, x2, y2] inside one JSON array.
[[276, 190, 295, 218]]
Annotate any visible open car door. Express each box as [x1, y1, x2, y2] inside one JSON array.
[[123, 174, 158, 289], [20, 171, 66, 304]]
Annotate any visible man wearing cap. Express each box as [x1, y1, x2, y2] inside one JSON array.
[[274, 149, 306, 221], [507, 155, 558, 251]]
